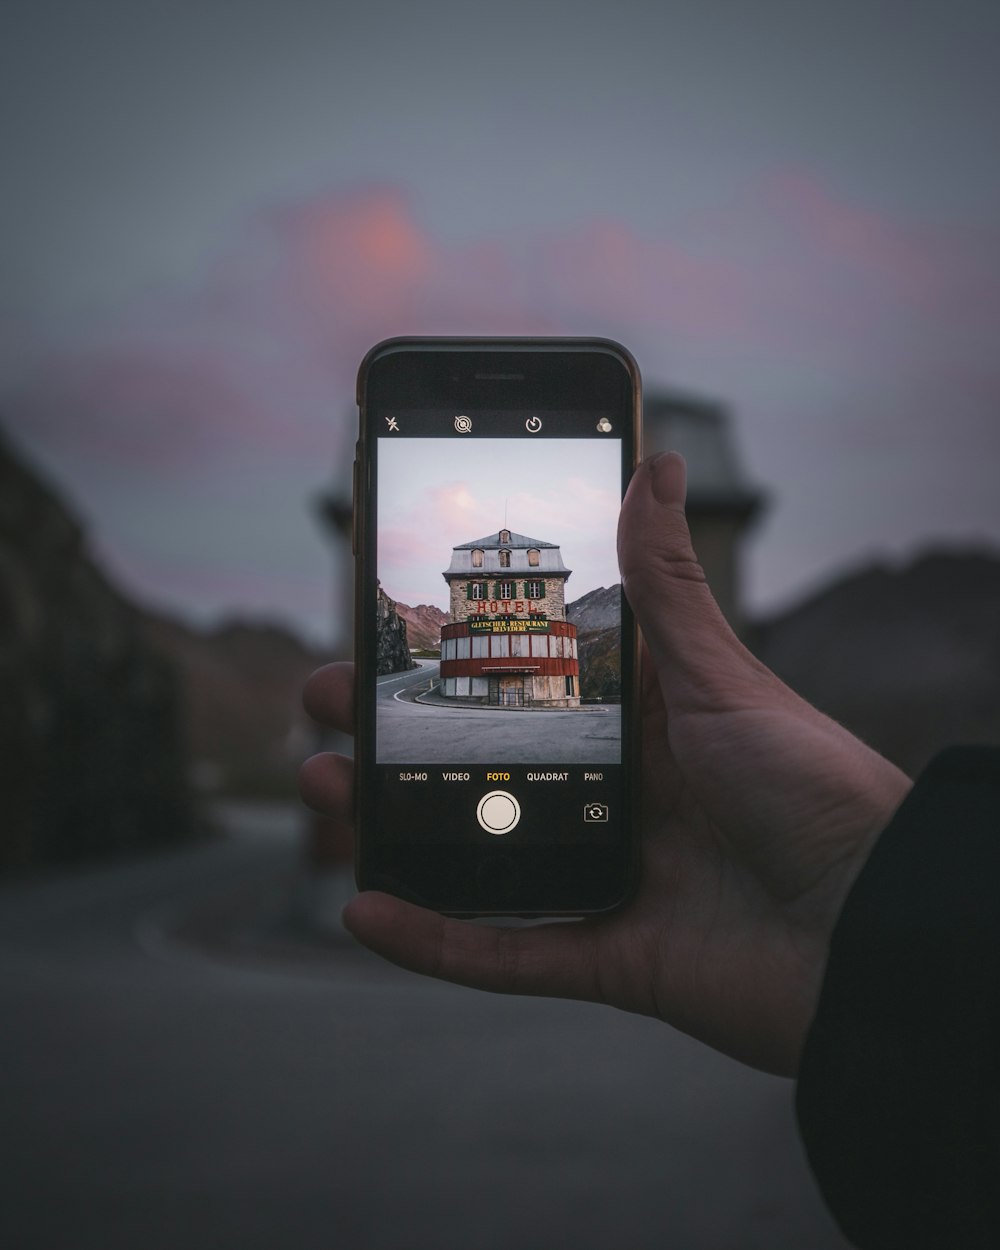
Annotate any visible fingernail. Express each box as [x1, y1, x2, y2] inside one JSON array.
[[648, 450, 684, 506]]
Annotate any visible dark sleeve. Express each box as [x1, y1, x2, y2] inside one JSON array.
[[795, 746, 1000, 1249]]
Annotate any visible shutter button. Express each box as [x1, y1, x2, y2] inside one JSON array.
[[476, 790, 521, 835]]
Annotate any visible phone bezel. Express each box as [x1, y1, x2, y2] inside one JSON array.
[[354, 337, 641, 917]]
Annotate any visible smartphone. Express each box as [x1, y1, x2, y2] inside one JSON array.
[[353, 337, 640, 916]]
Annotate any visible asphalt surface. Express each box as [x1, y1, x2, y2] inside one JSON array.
[[0, 804, 850, 1250], [376, 663, 622, 764]]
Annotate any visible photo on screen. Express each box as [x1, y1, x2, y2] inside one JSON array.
[[376, 437, 622, 764]]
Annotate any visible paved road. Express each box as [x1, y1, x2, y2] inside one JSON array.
[[0, 807, 849, 1250], [377, 663, 622, 764]]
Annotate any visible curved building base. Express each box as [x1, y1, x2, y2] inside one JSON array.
[[440, 672, 580, 708], [439, 619, 580, 708]]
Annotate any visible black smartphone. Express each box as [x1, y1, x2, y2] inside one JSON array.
[[353, 337, 640, 916]]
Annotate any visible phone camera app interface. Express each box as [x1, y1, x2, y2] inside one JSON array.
[[372, 411, 625, 846]]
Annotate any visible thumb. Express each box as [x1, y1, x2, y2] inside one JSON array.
[[619, 452, 768, 712]]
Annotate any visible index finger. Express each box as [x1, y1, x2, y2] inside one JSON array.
[[303, 661, 355, 735], [343, 890, 608, 1005]]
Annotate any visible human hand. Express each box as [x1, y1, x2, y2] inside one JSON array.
[[299, 453, 911, 1076]]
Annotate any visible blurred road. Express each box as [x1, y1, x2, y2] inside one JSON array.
[[0, 806, 849, 1250]]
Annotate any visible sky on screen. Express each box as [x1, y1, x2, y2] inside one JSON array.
[[378, 438, 620, 610]]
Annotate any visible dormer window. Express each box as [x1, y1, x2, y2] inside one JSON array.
[[472, 548, 484, 567], [498, 549, 511, 568], [499, 529, 511, 544], [527, 549, 540, 567]]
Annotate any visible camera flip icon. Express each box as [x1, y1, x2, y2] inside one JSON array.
[[583, 802, 609, 823]]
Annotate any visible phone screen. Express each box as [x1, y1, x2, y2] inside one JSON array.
[[356, 344, 638, 913]]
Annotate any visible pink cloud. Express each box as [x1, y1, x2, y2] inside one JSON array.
[[10, 346, 291, 471], [734, 172, 1000, 354], [5, 175, 999, 633], [90, 531, 332, 630], [11, 174, 999, 484], [766, 172, 945, 305]]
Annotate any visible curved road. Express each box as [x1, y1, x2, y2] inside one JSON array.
[[377, 662, 622, 764]]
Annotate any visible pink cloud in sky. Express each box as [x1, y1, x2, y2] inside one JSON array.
[[11, 346, 289, 472], [377, 481, 485, 590], [770, 171, 944, 305], [4, 173, 999, 632], [11, 173, 1000, 475]]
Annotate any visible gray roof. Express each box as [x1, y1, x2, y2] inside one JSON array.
[[444, 529, 570, 578], [454, 530, 557, 550]]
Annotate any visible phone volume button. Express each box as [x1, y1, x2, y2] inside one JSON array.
[[351, 459, 359, 555]]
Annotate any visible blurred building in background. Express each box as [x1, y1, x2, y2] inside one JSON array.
[[642, 391, 766, 635]]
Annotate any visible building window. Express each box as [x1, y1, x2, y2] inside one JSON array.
[[472, 548, 484, 567], [499, 529, 511, 543], [525, 579, 544, 599], [498, 549, 511, 567], [499, 580, 515, 599], [470, 582, 488, 599], [565, 675, 575, 696], [527, 549, 540, 566]]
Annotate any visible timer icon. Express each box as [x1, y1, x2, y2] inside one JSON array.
[[525, 416, 542, 433]]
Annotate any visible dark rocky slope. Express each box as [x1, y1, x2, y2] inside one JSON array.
[[0, 428, 197, 867], [748, 550, 1000, 776], [376, 583, 415, 675]]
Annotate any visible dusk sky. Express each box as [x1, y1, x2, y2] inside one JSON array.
[[3, 1, 1000, 643], [378, 439, 621, 610]]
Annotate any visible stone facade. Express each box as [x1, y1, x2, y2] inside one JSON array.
[[443, 528, 571, 623], [447, 577, 566, 624], [440, 528, 579, 707]]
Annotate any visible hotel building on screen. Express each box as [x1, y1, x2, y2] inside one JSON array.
[[439, 528, 580, 707]]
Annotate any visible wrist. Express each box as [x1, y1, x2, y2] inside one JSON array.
[[796, 746, 1000, 1244]]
